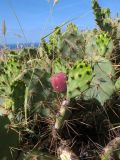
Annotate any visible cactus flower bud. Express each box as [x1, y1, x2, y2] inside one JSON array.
[[50, 72, 67, 93]]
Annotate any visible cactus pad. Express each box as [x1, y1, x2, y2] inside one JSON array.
[[0, 59, 21, 97], [0, 113, 19, 160], [67, 60, 93, 99], [96, 32, 113, 57], [58, 23, 85, 61], [52, 58, 67, 74], [84, 57, 115, 105], [11, 80, 26, 112]]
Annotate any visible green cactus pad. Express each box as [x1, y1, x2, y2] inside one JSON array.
[[58, 23, 85, 61], [85, 34, 98, 59], [52, 58, 67, 74], [11, 80, 26, 112], [0, 59, 21, 110], [0, 114, 19, 160], [67, 60, 93, 99], [84, 57, 115, 105], [94, 57, 115, 76], [96, 32, 113, 57], [40, 27, 61, 58], [11, 68, 56, 117], [0, 59, 21, 97], [85, 31, 114, 60]]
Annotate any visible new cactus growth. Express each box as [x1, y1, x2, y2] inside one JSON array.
[[91, 0, 112, 33], [40, 27, 61, 58], [92, 0, 120, 41], [50, 72, 67, 93], [85, 31, 114, 60], [96, 32, 114, 57], [66, 23, 78, 33], [67, 60, 93, 99]]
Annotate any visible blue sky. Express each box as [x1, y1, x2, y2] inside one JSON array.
[[0, 0, 120, 44]]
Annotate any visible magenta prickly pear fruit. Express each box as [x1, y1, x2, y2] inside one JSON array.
[[50, 72, 67, 93]]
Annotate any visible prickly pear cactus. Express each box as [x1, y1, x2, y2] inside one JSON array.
[[52, 58, 67, 74], [84, 57, 115, 105], [115, 77, 120, 90], [92, 0, 120, 40], [10, 80, 26, 112], [58, 23, 85, 61], [67, 60, 93, 99], [91, 0, 112, 33], [40, 23, 86, 61], [0, 108, 19, 160], [85, 31, 114, 59], [0, 59, 21, 110], [40, 27, 61, 58], [7, 48, 38, 62], [85, 31, 99, 60], [96, 32, 114, 57], [66, 23, 78, 33], [0, 59, 21, 97], [17, 48, 38, 61], [0, 61, 4, 74], [115, 18, 120, 39], [2, 98, 13, 110], [11, 68, 56, 117]]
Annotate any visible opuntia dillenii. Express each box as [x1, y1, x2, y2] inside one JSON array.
[[50, 72, 67, 93]]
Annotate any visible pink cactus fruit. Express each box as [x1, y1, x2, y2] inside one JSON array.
[[50, 72, 67, 93]]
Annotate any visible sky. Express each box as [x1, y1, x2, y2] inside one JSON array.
[[0, 0, 120, 44]]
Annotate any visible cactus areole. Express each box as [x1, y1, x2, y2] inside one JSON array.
[[50, 72, 67, 93]]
